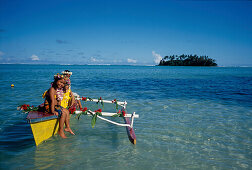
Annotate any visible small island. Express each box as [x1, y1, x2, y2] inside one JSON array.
[[158, 54, 217, 66]]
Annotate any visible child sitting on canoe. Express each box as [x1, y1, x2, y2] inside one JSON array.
[[61, 70, 83, 110], [61, 80, 75, 109], [43, 74, 75, 138]]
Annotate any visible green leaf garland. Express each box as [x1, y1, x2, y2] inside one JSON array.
[[18, 104, 38, 113]]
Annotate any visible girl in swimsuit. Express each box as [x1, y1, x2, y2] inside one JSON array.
[[44, 74, 75, 138], [62, 70, 82, 109]]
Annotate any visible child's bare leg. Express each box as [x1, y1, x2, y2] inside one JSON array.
[[64, 109, 75, 135], [58, 111, 67, 138], [78, 100, 82, 109]]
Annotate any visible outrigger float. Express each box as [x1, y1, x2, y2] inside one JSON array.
[[25, 97, 139, 146]]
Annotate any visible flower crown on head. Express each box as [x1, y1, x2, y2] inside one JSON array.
[[65, 79, 71, 85], [61, 70, 72, 75], [54, 73, 64, 79]]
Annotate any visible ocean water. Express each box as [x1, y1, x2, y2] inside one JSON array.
[[0, 64, 251, 169]]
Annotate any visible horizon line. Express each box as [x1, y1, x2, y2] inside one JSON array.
[[1, 63, 252, 67]]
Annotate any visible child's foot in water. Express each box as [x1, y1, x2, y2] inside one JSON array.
[[65, 128, 75, 135], [58, 130, 67, 138]]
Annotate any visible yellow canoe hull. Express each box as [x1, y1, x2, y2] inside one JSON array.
[[30, 118, 59, 146], [27, 111, 59, 146]]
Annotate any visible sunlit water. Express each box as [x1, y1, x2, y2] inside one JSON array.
[[0, 65, 251, 169]]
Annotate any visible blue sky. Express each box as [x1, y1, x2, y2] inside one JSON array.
[[0, 0, 252, 66]]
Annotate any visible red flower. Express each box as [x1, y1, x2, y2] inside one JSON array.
[[81, 107, 87, 112], [114, 99, 116, 102], [112, 100, 114, 103], [122, 111, 126, 117], [117, 110, 121, 114], [27, 104, 30, 107], [21, 104, 28, 110], [69, 107, 76, 114], [97, 109, 102, 113], [100, 97, 102, 100], [82, 97, 87, 101]]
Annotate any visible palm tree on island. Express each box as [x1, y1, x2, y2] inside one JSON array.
[[158, 54, 217, 66]]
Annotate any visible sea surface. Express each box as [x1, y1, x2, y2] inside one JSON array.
[[0, 64, 251, 169]]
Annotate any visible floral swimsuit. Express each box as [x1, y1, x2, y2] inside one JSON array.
[[43, 88, 64, 117]]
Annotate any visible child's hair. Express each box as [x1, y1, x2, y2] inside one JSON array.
[[51, 74, 64, 88]]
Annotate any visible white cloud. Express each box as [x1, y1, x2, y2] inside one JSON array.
[[127, 58, 137, 63], [90, 57, 103, 62], [152, 51, 162, 64], [30, 54, 39, 61]]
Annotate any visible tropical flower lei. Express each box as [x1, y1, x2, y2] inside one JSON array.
[[17, 104, 38, 112]]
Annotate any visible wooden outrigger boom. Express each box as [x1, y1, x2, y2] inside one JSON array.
[[75, 97, 139, 144], [75, 109, 137, 144]]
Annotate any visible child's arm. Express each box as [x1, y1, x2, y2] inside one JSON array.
[[49, 88, 58, 116], [69, 91, 75, 107]]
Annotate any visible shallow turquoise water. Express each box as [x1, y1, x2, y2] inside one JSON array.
[[0, 65, 252, 169]]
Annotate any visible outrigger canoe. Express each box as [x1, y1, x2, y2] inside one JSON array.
[[26, 98, 138, 146], [27, 110, 59, 146], [26, 104, 77, 146]]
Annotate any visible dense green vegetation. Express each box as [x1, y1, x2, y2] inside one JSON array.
[[158, 54, 217, 66]]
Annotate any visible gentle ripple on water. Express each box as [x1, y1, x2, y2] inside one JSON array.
[[0, 65, 251, 169]]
